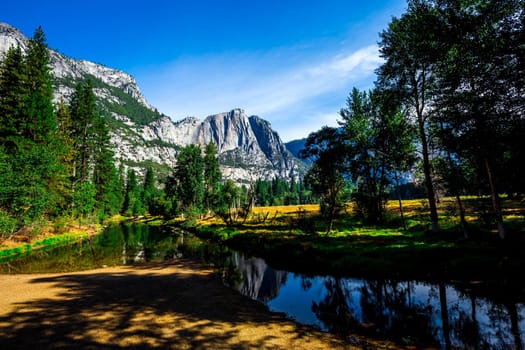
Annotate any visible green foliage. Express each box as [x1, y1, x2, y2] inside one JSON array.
[[0, 45, 28, 140], [376, 0, 524, 237], [204, 142, 222, 212], [377, 0, 442, 232], [0, 27, 63, 224], [301, 127, 349, 234], [25, 26, 56, 143], [171, 145, 205, 214], [122, 169, 144, 216], [339, 88, 416, 224], [0, 209, 17, 237], [214, 179, 240, 225], [73, 181, 96, 224]]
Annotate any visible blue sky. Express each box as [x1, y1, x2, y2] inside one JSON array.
[[3, 0, 407, 141]]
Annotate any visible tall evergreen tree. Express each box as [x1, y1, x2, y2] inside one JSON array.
[[54, 99, 76, 212], [173, 145, 205, 213], [0, 45, 27, 146], [68, 79, 121, 218], [69, 79, 98, 184], [123, 169, 143, 216], [0, 27, 61, 222], [142, 166, 162, 214], [203, 142, 222, 213], [24, 26, 56, 142]]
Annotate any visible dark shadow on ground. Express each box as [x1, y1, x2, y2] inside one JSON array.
[[0, 260, 332, 349]]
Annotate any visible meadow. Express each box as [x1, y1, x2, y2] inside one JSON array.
[[194, 196, 525, 299]]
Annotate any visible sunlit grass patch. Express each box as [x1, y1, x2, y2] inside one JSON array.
[[252, 204, 319, 215]]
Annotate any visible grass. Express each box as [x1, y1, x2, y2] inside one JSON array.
[[191, 196, 525, 297], [0, 231, 93, 263]]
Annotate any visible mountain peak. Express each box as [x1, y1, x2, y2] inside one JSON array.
[[0, 22, 306, 183], [0, 22, 28, 57]]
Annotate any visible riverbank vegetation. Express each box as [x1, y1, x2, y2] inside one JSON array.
[[192, 198, 525, 301], [1, 0, 524, 285]]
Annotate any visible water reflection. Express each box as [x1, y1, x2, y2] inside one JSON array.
[[224, 252, 525, 350], [0, 224, 212, 273], [1, 224, 524, 349]]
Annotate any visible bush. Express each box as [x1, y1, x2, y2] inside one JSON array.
[[0, 210, 17, 238]]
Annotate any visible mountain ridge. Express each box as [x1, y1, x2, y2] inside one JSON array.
[[0, 22, 306, 182]]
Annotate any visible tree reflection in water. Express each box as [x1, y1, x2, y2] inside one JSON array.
[[222, 253, 525, 350]]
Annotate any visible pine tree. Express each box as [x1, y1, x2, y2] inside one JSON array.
[[25, 26, 56, 142], [142, 166, 161, 214], [203, 142, 222, 213], [173, 145, 205, 214], [377, 0, 443, 232], [92, 109, 121, 217], [69, 79, 98, 184], [123, 169, 143, 216], [0, 27, 61, 222], [68, 79, 122, 219], [0, 45, 27, 146], [54, 99, 76, 212]]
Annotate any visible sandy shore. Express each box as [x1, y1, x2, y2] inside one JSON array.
[[0, 259, 382, 349]]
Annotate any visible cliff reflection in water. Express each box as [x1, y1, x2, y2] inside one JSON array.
[[225, 253, 525, 350]]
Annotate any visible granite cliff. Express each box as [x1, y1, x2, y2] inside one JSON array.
[[0, 22, 305, 182]]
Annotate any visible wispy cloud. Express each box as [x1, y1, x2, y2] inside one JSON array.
[[134, 44, 382, 141]]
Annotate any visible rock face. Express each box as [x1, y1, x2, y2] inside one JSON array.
[[142, 109, 303, 182], [0, 22, 151, 108], [0, 22, 305, 182]]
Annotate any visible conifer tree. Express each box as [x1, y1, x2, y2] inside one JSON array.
[[25, 26, 56, 142], [0, 27, 61, 221], [203, 142, 221, 213], [377, 0, 442, 232], [123, 169, 143, 216], [173, 145, 205, 214], [69, 79, 98, 184], [0, 45, 27, 146], [142, 166, 161, 214]]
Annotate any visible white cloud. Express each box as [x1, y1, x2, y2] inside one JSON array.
[[134, 44, 382, 141]]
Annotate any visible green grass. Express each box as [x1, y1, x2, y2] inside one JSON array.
[[0, 232, 91, 263], [190, 198, 525, 290]]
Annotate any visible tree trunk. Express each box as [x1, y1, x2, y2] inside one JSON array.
[[484, 157, 506, 239], [455, 193, 468, 239], [418, 117, 440, 233], [443, 135, 468, 238], [394, 172, 407, 231]]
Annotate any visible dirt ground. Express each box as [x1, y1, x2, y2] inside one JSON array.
[[0, 259, 399, 349]]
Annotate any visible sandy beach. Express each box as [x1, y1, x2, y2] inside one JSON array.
[[0, 259, 361, 349]]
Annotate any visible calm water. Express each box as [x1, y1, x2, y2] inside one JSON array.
[[1, 223, 524, 349]]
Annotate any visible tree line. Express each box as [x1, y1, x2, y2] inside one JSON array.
[[302, 0, 524, 237]]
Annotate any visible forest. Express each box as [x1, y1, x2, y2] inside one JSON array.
[[0, 1, 524, 349], [0, 0, 523, 242]]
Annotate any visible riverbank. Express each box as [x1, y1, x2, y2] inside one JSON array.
[[0, 259, 409, 349]]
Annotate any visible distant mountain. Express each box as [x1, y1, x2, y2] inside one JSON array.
[[285, 138, 314, 166], [0, 22, 306, 182], [143, 109, 307, 182]]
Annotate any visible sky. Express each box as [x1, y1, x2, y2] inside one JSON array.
[[3, 0, 407, 141]]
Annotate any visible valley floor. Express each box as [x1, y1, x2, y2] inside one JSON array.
[[0, 259, 410, 350]]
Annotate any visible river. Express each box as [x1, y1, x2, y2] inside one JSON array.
[[1, 223, 524, 349]]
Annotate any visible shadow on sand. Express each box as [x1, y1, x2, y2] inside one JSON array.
[[0, 260, 335, 349]]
